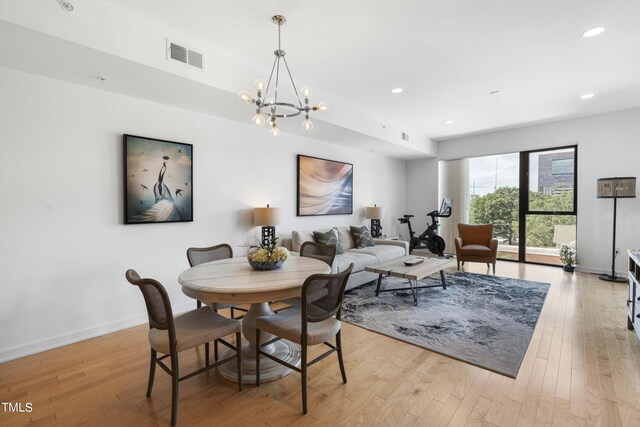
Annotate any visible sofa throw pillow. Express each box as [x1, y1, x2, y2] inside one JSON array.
[[334, 226, 356, 250], [292, 230, 314, 252], [350, 225, 375, 248], [313, 230, 344, 254]]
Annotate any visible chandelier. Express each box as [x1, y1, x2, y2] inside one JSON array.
[[238, 15, 328, 136]]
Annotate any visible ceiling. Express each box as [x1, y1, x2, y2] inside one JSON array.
[[103, 0, 640, 139], [2, 0, 640, 157]]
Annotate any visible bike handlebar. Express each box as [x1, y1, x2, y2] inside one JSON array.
[[428, 208, 452, 219]]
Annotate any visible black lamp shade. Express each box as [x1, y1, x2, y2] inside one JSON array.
[[597, 177, 636, 198]]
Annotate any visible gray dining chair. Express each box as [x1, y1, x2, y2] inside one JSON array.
[[299, 241, 337, 267], [276, 241, 337, 312], [187, 243, 248, 362], [125, 269, 242, 426], [255, 263, 354, 414]]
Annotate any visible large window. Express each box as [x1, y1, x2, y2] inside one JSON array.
[[467, 146, 577, 265], [522, 147, 577, 265], [468, 153, 520, 261]]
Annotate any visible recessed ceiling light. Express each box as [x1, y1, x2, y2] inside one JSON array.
[[580, 93, 595, 99], [582, 27, 605, 38], [391, 88, 403, 94], [60, 1, 74, 12], [489, 90, 501, 95], [444, 120, 454, 125]]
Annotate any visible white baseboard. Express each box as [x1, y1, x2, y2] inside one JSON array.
[[576, 265, 625, 276], [0, 302, 194, 364]]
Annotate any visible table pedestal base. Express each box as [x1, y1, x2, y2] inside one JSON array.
[[216, 301, 301, 384], [217, 339, 300, 384]]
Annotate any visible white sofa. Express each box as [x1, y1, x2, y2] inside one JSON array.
[[283, 226, 409, 291]]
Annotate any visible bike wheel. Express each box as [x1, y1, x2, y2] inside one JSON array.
[[426, 235, 446, 256]]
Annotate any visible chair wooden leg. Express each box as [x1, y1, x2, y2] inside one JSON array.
[[214, 341, 219, 362], [230, 306, 236, 319], [236, 332, 243, 391], [301, 343, 308, 414], [170, 353, 180, 426], [255, 329, 261, 386], [493, 263, 496, 275], [205, 342, 210, 366], [336, 330, 347, 384], [457, 260, 460, 270], [146, 349, 157, 397]]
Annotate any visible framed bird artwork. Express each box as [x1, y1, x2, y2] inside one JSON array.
[[123, 134, 193, 224]]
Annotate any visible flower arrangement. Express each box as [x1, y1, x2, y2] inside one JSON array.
[[247, 238, 289, 270]]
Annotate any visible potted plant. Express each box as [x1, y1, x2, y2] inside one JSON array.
[[559, 245, 577, 272]]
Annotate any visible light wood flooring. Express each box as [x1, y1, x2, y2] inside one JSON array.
[[2, 262, 640, 426]]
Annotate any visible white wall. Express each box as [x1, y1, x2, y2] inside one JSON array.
[[433, 109, 640, 274], [404, 158, 439, 241], [0, 67, 406, 362]]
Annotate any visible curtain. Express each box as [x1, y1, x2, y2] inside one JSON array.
[[438, 158, 469, 253]]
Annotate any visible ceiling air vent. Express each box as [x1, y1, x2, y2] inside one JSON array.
[[167, 39, 204, 70], [402, 132, 410, 142]]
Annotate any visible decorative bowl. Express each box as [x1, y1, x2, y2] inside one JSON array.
[[247, 258, 285, 271]]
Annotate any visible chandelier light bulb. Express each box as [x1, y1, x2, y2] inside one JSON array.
[[237, 90, 253, 105], [252, 112, 266, 126], [254, 79, 266, 91], [315, 101, 328, 112], [270, 122, 281, 137], [301, 86, 312, 97], [302, 117, 314, 132]]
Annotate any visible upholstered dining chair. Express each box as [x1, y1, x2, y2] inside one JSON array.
[[255, 264, 354, 414], [125, 269, 242, 426], [187, 243, 248, 317], [299, 241, 337, 267], [276, 241, 337, 312], [187, 243, 248, 363], [454, 223, 498, 274]]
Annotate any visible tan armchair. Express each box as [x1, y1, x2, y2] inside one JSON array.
[[454, 224, 498, 274]]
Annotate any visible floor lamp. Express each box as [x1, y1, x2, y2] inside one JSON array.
[[597, 177, 636, 282]]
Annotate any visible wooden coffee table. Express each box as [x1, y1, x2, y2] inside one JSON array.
[[365, 256, 455, 305]]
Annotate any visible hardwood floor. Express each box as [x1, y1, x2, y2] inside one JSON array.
[[2, 262, 640, 426]]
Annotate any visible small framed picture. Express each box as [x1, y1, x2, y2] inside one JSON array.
[[123, 134, 193, 224]]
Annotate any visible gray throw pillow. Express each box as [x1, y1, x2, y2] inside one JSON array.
[[350, 225, 375, 248], [313, 230, 344, 254]]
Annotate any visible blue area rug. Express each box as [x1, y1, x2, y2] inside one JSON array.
[[342, 271, 549, 377]]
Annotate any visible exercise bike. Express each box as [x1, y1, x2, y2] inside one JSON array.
[[398, 199, 452, 257]]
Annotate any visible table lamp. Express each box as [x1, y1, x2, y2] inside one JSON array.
[[366, 205, 383, 238], [254, 204, 281, 245], [597, 177, 636, 282]]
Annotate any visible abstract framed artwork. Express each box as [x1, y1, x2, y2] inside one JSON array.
[[297, 154, 353, 216], [123, 134, 193, 224]]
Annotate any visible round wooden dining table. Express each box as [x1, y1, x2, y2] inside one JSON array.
[[178, 255, 330, 383]]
